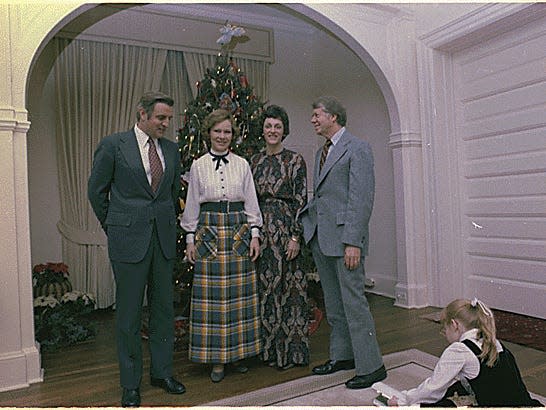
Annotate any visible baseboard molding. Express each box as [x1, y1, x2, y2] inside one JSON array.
[[0, 346, 43, 393]]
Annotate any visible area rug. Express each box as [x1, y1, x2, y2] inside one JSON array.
[[420, 309, 546, 352], [202, 349, 544, 406]]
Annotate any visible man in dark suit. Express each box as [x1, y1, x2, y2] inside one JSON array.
[[300, 96, 386, 389], [88, 92, 185, 407]]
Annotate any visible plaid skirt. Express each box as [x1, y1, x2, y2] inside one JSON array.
[[189, 209, 262, 364]]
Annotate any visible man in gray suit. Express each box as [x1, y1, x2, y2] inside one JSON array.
[[300, 96, 386, 389], [88, 92, 185, 406]]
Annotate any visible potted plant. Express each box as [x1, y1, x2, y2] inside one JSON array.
[[33, 290, 96, 351], [32, 262, 72, 299]]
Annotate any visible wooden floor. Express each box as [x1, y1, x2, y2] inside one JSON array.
[[1, 294, 545, 407]]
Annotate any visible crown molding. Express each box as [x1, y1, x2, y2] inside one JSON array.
[[141, 3, 316, 35], [420, 3, 546, 51]]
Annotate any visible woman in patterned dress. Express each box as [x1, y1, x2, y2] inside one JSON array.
[[250, 105, 309, 370], [180, 109, 263, 383]]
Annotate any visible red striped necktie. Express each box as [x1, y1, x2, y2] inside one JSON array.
[[148, 138, 163, 192]]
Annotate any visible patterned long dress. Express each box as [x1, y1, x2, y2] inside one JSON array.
[[250, 148, 309, 368]]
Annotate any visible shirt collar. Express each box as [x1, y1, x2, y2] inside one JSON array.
[[459, 328, 480, 342], [329, 126, 346, 146], [210, 148, 229, 156], [134, 124, 154, 149]]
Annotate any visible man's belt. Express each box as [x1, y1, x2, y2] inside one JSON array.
[[200, 201, 244, 213]]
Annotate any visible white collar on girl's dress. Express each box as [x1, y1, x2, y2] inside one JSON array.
[[459, 328, 480, 343], [210, 149, 229, 156], [459, 328, 503, 352]]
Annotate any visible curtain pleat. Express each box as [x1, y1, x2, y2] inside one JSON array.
[[184, 52, 216, 99], [54, 38, 168, 308], [233, 57, 269, 102], [184, 52, 269, 101], [161, 50, 192, 141]]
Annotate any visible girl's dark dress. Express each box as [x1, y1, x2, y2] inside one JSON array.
[[462, 339, 542, 407]]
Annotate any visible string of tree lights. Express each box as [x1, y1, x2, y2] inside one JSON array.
[[174, 24, 267, 314]]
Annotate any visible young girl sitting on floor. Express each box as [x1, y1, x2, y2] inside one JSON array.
[[388, 298, 542, 407]]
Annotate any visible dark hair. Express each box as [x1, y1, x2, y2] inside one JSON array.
[[202, 109, 239, 140], [261, 105, 290, 139], [312, 96, 347, 126], [136, 91, 174, 121]]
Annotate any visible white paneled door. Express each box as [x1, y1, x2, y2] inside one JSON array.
[[452, 16, 546, 319]]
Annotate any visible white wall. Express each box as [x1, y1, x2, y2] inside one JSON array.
[[28, 69, 62, 264]]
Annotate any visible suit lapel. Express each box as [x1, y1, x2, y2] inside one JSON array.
[[313, 149, 322, 189], [119, 130, 155, 196], [315, 132, 349, 188]]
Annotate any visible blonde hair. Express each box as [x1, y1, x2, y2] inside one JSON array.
[[440, 298, 499, 367]]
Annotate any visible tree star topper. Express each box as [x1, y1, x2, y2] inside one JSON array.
[[217, 22, 249, 50]]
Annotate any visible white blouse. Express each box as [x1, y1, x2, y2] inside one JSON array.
[[398, 328, 503, 406], [180, 151, 262, 243]]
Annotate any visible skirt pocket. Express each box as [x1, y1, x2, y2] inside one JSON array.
[[195, 226, 218, 260], [232, 224, 250, 258]]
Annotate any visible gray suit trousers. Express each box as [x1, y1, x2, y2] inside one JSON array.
[[311, 236, 383, 375]]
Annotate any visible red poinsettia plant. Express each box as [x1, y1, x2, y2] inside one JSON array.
[[32, 262, 69, 283], [32, 262, 72, 299], [32, 262, 96, 351]]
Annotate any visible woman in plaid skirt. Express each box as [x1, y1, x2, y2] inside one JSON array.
[[180, 109, 263, 383]]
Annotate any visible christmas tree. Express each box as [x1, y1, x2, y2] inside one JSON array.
[[174, 24, 267, 315]]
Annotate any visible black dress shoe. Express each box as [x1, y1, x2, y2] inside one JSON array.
[[121, 388, 140, 407], [312, 359, 355, 375], [150, 376, 186, 394], [345, 365, 387, 389]]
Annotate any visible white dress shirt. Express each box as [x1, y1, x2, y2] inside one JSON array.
[[134, 124, 165, 186], [180, 150, 262, 243], [398, 328, 503, 405]]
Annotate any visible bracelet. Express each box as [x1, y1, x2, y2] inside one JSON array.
[[290, 236, 299, 243]]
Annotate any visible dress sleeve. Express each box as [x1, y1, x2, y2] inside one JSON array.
[[397, 342, 478, 406], [242, 161, 263, 236], [179, 162, 201, 238], [290, 153, 307, 238]]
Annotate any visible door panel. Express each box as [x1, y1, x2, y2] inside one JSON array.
[[453, 16, 546, 318]]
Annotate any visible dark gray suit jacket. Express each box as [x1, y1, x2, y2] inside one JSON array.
[[88, 129, 181, 263], [301, 130, 374, 257]]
